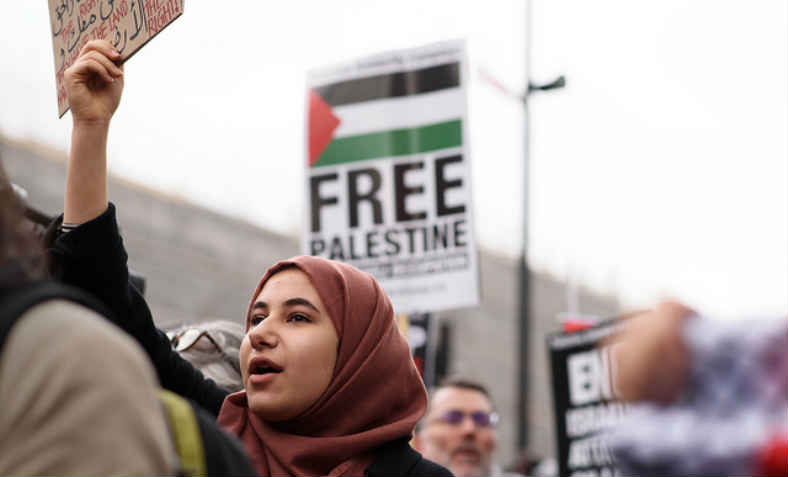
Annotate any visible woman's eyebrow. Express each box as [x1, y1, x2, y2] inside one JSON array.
[[251, 301, 267, 312], [284, 297, 319, 312]]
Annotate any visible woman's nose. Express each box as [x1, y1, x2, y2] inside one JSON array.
[[248, 320, 278, 349]]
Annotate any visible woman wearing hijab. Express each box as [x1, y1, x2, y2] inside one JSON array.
[[53, 39, 453, 476]]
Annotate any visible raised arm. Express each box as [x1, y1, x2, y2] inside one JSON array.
[[53, 41, 229, 415], [63, 40, 123, 225]]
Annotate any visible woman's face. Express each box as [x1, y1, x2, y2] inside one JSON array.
[[240, 268, 339, 421]]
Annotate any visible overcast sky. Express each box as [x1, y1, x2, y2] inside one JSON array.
[[1, 1, 786, 319]]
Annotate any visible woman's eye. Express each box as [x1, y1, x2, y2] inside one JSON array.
[[249, 315, 266, 326], [288, 314, 310, 323]]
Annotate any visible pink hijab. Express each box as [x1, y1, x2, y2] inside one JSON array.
[[217, 256, 427, 476]]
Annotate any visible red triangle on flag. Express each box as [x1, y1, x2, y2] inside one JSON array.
[[308, 90, 341, 167]]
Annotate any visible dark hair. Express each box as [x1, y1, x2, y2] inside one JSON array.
[[435, 377, 492, 400], [418, 377, 496, 429], [0, 157, 47, 287]]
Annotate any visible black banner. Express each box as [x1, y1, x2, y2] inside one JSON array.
[[548, 319, 629, 477]]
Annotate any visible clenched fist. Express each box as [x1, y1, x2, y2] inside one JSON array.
[[64, 40, 124, 124]]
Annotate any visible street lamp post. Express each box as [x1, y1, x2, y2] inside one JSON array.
[[478, 1, 566, 451], [517, 0, 566, 451], [517, 73, 565, 451]]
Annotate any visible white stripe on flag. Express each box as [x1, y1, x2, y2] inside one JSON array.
[[332, 88, 465, 138]]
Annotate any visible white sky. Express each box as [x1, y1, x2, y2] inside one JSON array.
[[1, 1, 786, 319]]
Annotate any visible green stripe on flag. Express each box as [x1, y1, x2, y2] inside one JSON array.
[[313, 119, 462, 168]]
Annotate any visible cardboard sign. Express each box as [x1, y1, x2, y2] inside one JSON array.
[[548, 319, 629, 477], [48, 0, 184, 117], [304, 40, 480, 314]]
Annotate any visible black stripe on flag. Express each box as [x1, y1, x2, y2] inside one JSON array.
[[314, 62, 460, 107]]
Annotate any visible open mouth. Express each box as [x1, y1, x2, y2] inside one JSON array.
[[251, 365, 282, 375], [247, 358, 283, 386], [248, 357, 283, 377]]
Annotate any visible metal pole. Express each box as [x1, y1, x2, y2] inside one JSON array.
[[423, 312, 439, 389], [476, 1, 564, 454], [517, 0, 533, 452]]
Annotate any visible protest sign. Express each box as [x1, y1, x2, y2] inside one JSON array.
[[397, 312, 441, 387], [48, 0, 184, 117], [304, 40, 479, 314], [548, 319, 629, 477]]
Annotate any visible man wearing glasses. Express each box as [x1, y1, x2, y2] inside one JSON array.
[[414, 379, 502, 477]]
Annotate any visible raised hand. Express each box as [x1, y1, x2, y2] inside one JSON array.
[[610, 301, 694, 403], [64, 40, 124, 124]]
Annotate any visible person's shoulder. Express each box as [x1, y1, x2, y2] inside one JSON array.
[[0, 280, 114, 348], [409, 455, 454, 476], [181, 395, 257, 476], [367, 438, 454, 476]]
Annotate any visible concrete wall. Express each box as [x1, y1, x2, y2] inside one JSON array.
[[3, 139, 298, 329]]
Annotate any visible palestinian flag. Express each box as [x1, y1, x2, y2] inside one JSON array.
[[307, 61, 464, 168]]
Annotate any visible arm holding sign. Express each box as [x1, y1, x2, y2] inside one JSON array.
[[607, 302, 788, 476], [52, 40, 229, 415], [609, 301, 693, 403], [63, 40, 123, 226]]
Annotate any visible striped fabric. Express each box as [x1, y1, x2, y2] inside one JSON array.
[[608, 315, 788, 476]]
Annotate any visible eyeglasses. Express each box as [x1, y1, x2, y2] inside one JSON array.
[[436, 410, 499, 428]]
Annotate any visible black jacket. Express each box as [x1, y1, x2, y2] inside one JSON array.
[[48, 204, 452, 477], [47, 204, 228, 414], [366, 438, 453, 476]]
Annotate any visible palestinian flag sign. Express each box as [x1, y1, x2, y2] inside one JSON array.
[[304, 40, 479, 314]]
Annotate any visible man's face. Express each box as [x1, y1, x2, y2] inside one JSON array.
[[415, 386, 497, 477]]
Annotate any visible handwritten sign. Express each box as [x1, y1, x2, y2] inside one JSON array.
[[48, 0, 184, 117]]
